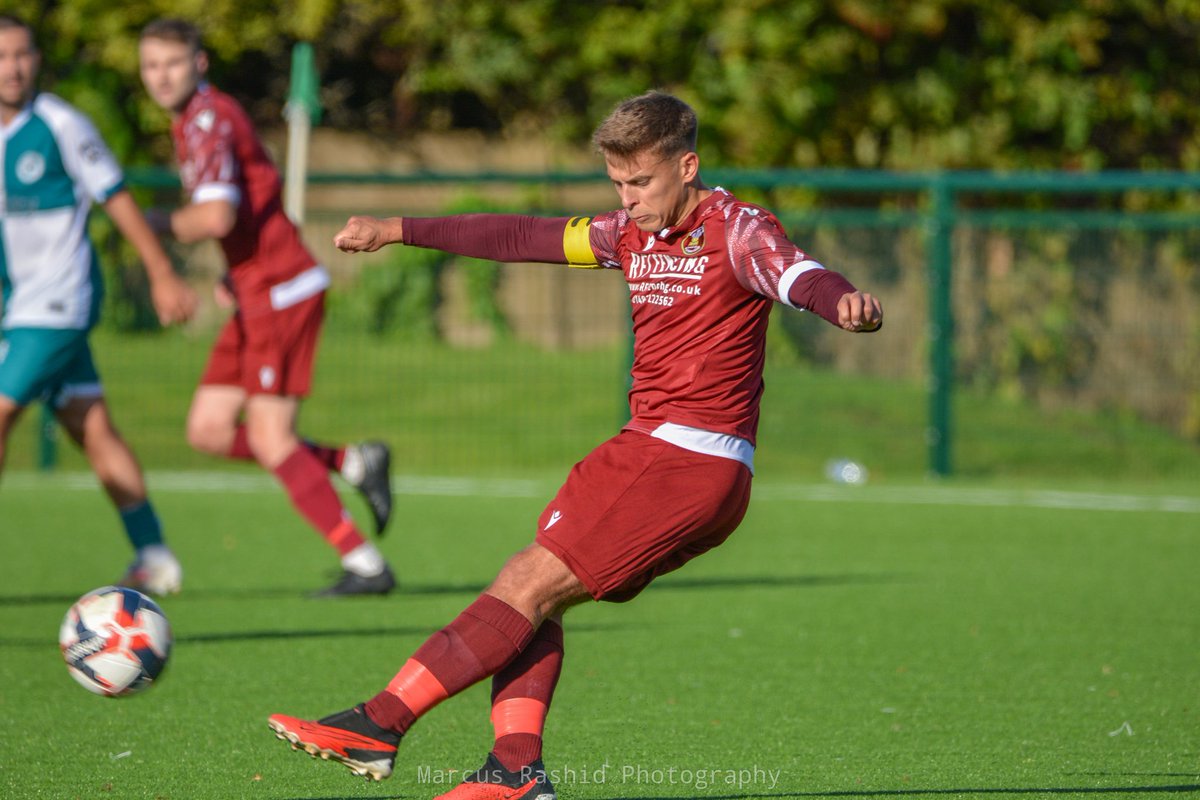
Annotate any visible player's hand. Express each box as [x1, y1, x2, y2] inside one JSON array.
[[150, 274, 198, 326], [334, 215, 401, 253], [837, 291, 883, 332]]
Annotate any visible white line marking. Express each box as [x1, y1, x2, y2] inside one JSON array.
[[5, 472, 1199, 514]]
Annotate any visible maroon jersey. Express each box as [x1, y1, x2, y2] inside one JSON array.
[[402, 188, 855, 454], [579, 189, 846, 445], [173, 83, 325, 317]]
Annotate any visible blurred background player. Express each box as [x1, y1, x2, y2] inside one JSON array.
[[0, 15, 197, 595], [137, 18, 395, 597], [267, 91, 882, 796]]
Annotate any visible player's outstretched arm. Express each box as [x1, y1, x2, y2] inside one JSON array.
[[103, 190, 198, 325], [836, 291, 883, 333], [334, 216, 404, 253], [335, 213, 580, 265]]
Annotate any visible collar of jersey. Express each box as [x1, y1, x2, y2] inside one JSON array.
[[0, 96, 35, 136], [655, 187, 729, 240], [174, 81, 215, 131]]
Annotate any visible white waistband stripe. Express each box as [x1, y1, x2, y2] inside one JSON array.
[[270, 265, 330, 310], [650, 422, 755, 473]]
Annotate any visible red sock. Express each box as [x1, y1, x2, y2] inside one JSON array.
[[364, 595, 535, 735], [304, 439, 345, 472], [490, 619, 563, 771], [228, 426, 345, 473], [271, 446, 365, 555], [228, 426, 255, 461]]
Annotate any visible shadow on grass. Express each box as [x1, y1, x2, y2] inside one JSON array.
[[651, 572, 907, 592], [0, 621, 627, 648], [609, 784, 1200, 799], [0, 571, 905, 610]]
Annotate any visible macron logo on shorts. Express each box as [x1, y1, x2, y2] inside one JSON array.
[[544, 510, 563, 531], [259, 366, 276, 390]]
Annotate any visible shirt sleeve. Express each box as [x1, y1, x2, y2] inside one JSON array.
[[582, 210, 625, 269], [402, 212, 622, 268], [726, 206, 856, 325], [183, 108, 242, 207], [54, 106, 124, 203]]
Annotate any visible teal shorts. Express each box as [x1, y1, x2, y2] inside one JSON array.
[[0, 327, 103, 408]]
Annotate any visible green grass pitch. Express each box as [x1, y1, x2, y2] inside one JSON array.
[[1, 476, 1198, 799]]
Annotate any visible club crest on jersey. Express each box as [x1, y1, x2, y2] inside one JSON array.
[[195, 109, 216, 132], [15, 151, 46, 184], [681, 225, 705, 255]]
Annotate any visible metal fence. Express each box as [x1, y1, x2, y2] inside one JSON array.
[[21, 168, 1200, 480]]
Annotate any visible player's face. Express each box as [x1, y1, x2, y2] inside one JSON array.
[[606, 149, 700, 233], [139, 37, 206, 114], [0, 27, 39, 118]]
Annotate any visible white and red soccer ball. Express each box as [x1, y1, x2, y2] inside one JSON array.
[[59, 586, 172, 697]]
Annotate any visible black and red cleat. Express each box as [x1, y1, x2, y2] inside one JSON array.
[[434, 753, 557, 800], [268, 703, 400, 781]]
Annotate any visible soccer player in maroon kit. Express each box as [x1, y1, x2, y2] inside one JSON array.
[[137, 19, 396, 597], [268, 91, 882, 796]]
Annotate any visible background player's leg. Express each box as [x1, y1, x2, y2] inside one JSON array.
[[187, 386, 392, 535], [55, 394, 182, 595], [0, 395, 27, 475], [244, 394, 393, 596], [185, 384, 247, 458]]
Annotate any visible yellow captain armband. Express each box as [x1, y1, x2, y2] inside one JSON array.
[[563, 216, 601, 268]]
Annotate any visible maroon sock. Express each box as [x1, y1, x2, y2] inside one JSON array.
[[227, 426, 255, 461], [271, 446, 365, 555], [490, 619, 564, 771], [304, 439, 345, 472], [364, 595, 535, 734]]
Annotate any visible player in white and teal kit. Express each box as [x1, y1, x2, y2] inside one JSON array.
[[0, 15, 197, 594]]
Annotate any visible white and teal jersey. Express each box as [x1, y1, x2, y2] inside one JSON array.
[[0, 92, 125, 330]]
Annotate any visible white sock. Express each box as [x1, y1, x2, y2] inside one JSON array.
[[341, 542, 386, 577], [138, 544, 176, 565], [341, 445, 365, 485]]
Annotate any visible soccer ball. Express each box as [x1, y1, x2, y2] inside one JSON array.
[[59, 586, 172, 697]]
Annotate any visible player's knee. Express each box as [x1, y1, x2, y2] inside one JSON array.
[[186, 416, 231, 455], [243, 426, 297, 469], [488, 545, 588, 624]]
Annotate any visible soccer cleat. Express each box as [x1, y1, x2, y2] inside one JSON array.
[[268, 703, 400, 781], [434, 753, 557, 800], [118, 545, 183, 596], [309, 565, 396, 598], [343, 441, 393, 536]]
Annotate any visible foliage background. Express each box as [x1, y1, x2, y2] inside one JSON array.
[[11, 0, 1200, 171]]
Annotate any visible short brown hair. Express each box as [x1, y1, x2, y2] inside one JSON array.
[[0, 13, 35, 46], [140, 18, 203, 52], [592, 91, 698, 161]]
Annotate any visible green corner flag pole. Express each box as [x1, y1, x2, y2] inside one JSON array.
[[284, 42, 321, 224]]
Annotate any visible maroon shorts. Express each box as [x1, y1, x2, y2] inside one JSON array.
[[536, 430, 753, 602], [199, 294, 325, 397]]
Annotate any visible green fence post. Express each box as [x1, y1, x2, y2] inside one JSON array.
[[927, 175, 954, 476], [38, 404, 57, 471]]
